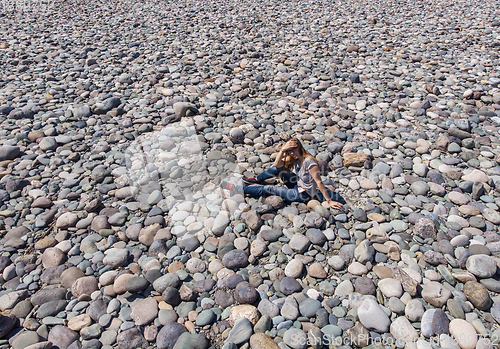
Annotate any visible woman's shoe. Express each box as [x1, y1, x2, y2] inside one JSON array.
[[242, 176, 261, 185], [220, 179, 237, 195]]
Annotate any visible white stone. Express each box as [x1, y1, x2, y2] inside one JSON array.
[[285, 259, 304, 278], [357, 298, 391, 333], [390, 316, 418, 342], [378, 278, 403, 298]]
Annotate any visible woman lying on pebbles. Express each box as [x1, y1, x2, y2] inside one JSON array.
[[222, 137, 345, 209]]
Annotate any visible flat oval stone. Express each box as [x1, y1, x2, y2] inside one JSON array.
[[449, 319, 478, 349], [466, 254, 497, 278], [125, 277, 149, 293], [482, 208, 500, 224], [447, 191, 469, 205], [463, 281, 492, 311]]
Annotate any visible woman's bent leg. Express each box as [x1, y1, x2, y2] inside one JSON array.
[[243, 184, 309, 203], [256, 166, 297, 189], [256, 166, 282, 181], [281, 170, 298, 189]]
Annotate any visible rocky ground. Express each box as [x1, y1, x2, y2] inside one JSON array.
[[0, 0, 500, 348]]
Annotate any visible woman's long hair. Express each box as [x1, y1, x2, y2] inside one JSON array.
[[282, 137, 318, 170]]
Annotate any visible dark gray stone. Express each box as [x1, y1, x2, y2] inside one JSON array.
[[156, 323, 187, 349], [222, 249, 248, 269], [279, 277, 302, 295]]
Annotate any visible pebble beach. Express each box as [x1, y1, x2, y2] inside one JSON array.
[[0, 0, 500, 348]]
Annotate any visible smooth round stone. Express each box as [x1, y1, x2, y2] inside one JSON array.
[[195, 309, 215, 326], [421, 282, 451, 307], [261, 229, 282, 242], [307, 263, 327, 279], [156, 322, 187, 349], [280, 297, 299, 321], [352, 208, 367, 222], [357, 298, 390, 333], [467, 243, 491, 256], [390, 220, 408, 232], [481, 195, 495, 203], [448, 215, 469, 228], [450, 235, 470, 247], [158, 309, 178, 325], [283, 328, 306, 349], [448, 191, 469, 205], [185, 258, 206, 274], [354, 240, 374, 263], [222, 249, 249, 269], [234, 282, 258, 304], [172, 211, 190, 221], [390, 316, 418, 343], [459, 205, 480, 216], [413, 163, 428, 176], [338, 229, 351, 239], [257, 299, 279, 319], [306, 228, 327, 245], [212, 212, 230, 236], [447, 143, 461, 153], [463, 170, 489, 183], [449, 319, 478, 349], [280, 277, 302, 295], [410, 181, 429, 195], [170, 226, 186, 236], [420, 309, 450, 338], [354, 277, 376, 296], [321, 324, 342, 338], [347, 261, 368, 276], [378, 278, 403, 298], [285, 259, 303, 278], [124, 277, 149, 293], [447, 299, 465, 319], [466, 254, 497, 278], [147, 190, 163, 205], [405, 299, 425, 322], [328, 256, 345, 271], [102, 249, 129, 267], [463, 281, 492, 311], [480, 279, 500, 293], [469, 216, 486, 229], [101, 329, 118, 346], [334, 280, 354, 297], [298, 298, 321, 318], [108, 213, 126, 226], [152, 274, 180, 293], [387, 297, 405, 315], [482, 208, 500, 224], [289, 234, 311, 253]]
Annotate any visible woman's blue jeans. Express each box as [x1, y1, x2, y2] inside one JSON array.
[[241, 166, 345, 204]]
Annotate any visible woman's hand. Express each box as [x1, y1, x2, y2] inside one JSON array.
[[327, 200, 343, 210], [282, 139, 298, 151]]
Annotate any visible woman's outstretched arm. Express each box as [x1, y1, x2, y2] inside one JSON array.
[[309, 164, 344, 210]]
